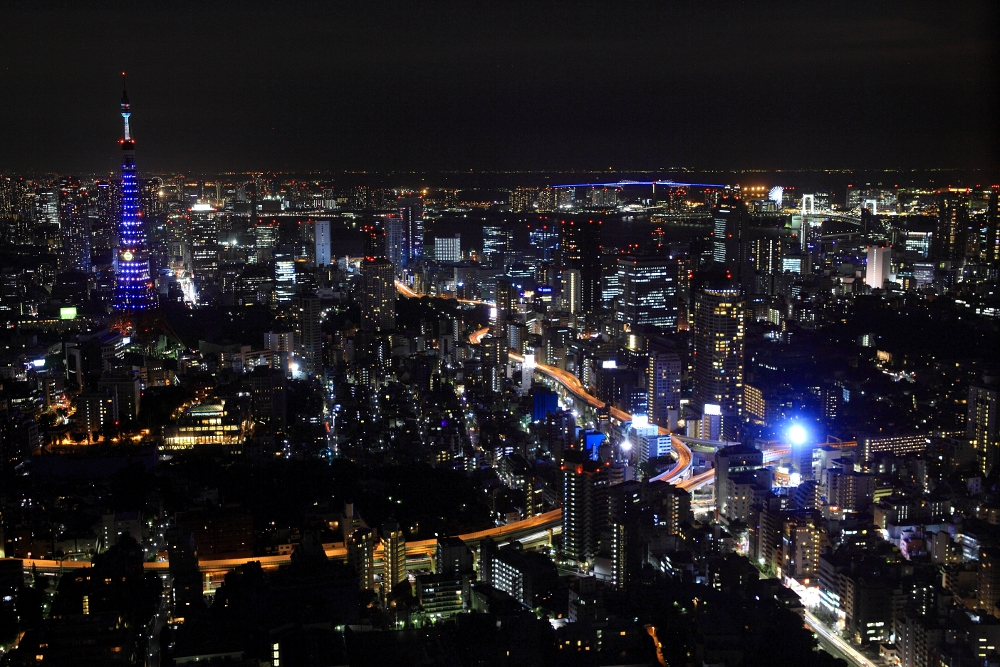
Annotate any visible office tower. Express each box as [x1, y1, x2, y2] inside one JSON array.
[[384, 215, 405, 269], [381, 522, 407, 592], [865, 246, 891, 289], [435, 234, 461, 263], [189, 203, 219, 277], [36, 188, 59, 226], [113, 79, 156, 313], [314, 220, 331, 266], [561, 451, 610, 564], [348, 528, 376, 591], [562, 268, 582, 315], [968, 377, 999, 476], [254, 221, 277, 252], [647, 348, 681, 430], [712, 198, 743, 264], [398, 196, 424, 264], [558, 216, 602, 316], [293, 293, 322, 376], [617, 253, 679, 331], [934, 192, 970, 260], [693, 287, 744, 440], [482, 224, 509, 268], [360, 258, 395, 332], [714, 444, 765, 521], [273, 246, 296, 303]]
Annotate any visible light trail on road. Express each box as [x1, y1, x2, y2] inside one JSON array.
[[805, 610, 876, 667]]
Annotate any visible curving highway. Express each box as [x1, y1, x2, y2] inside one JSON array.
[[504, 354, 692, 484]]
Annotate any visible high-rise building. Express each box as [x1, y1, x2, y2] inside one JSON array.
[[360, 258, 395, 333], [864, 246, 891, 289], [495, 278, 516, 331], [561, 451, 610, 564], [113, 79, 156, 313], [714, 444, 765, 521], [482, 224, 510, 268], [712, 198, 748, 268], [647, 348, 681, 430], [59, 182, 91, 274], [693, 287, 744, 440], [562, 268, 582, 315], [315, 219, 331, 266], [398, 196, 424, 265], [608, 480, 643, 590], [559, 217, 602, 316], [434, 234, 461, 263], [381, 522, 407, 593], [189, 204, 219, 277], [510, 186, 538, 212], [934, 192, 970, 260], [384, 214, 405, 270], [273, 246, 296, 303], [617, 253, 679, 331], [293, 293, 322, 377], [969, 377, 999, 476], [348, 528, 376, 591], [481, 335, 509, 394]]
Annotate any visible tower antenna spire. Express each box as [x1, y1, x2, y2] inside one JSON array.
[[120, 71, 131, 142]]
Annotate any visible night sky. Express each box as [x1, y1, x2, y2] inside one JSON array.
[[2, 1, 996, 174]]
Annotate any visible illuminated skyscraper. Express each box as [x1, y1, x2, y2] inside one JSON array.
[[189, 203, 219, 277], [558, 216, 602, 316], [315, 220, 331, 266], [693, 287, 744, 440], [647, 347, 681, 431], [934, 192, 970, 260], [360, 258, 395, 333], [865, 246, 891, 289], [113, 78, 156, 313], [482, 224, 509, 268], [273, 246, 296, 303], [398, 196, 424, 265], [562, 268, 581, 315], [617, 253, 679, 331]]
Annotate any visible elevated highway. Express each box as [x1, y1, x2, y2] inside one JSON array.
[[21, 510, 563, 576]]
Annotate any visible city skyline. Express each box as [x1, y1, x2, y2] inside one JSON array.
[[1, 4, 999, 666]]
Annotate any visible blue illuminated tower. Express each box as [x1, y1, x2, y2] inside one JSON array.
[[113, 75, 156, 315]]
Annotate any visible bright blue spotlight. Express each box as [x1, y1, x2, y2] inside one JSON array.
[[788, 424, 808, 447]]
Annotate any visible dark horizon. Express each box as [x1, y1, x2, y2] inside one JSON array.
[[2, 1, 997, 174]]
